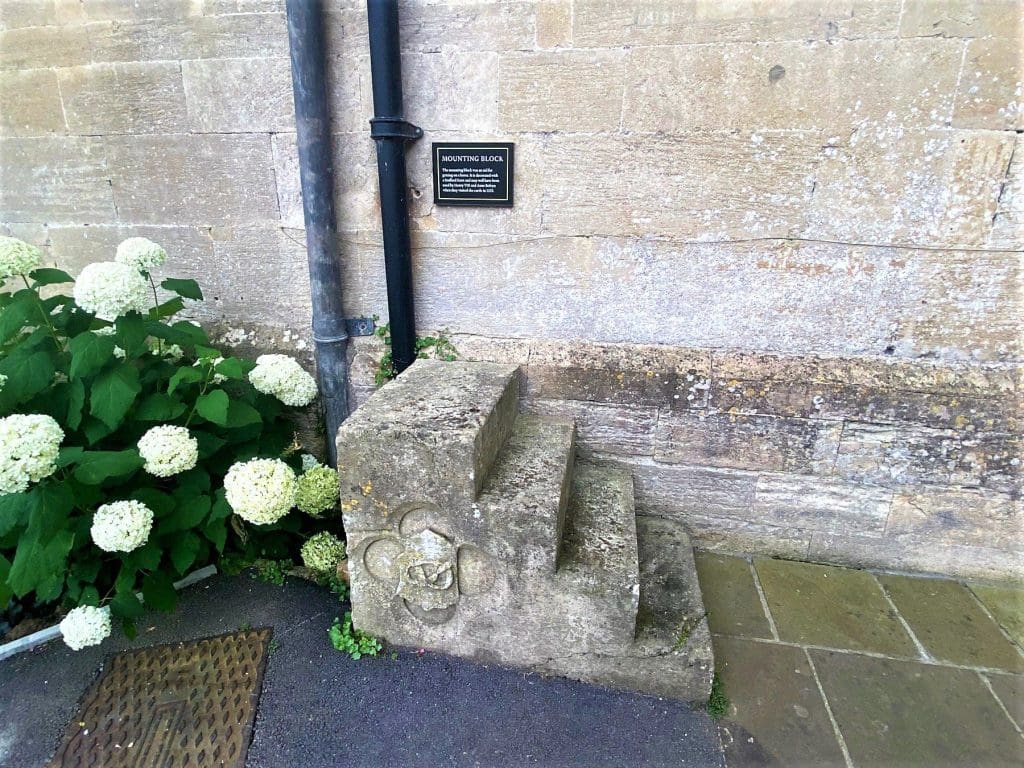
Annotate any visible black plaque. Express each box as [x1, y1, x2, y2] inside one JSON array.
[[432, 142, 514, 207]]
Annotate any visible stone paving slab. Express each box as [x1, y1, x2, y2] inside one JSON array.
[[810, 649, 1021, 768], [713, 636, 846, 768], [694, 552, 773, 640], [971, 584, 1024, 647], [754, 558, 916, 657], [986, 673, 1024, 731], [879, 574, 1024, 672]]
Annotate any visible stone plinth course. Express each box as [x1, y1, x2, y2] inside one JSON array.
[[336, 360, 713, 701]]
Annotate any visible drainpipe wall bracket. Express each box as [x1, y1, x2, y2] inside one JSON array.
[[370, 117, 423, 142]]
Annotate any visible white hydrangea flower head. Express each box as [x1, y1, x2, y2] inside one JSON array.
[[73, 261, 150, 321], [248, 354, 318, 407], [224, 458, 297, 525], [295, 465, 340, 517], [0, 414, 64, 495], [147, 338, 184, 361], [60, 605, 112, 651], [137, 425, 198, 478], [90, 500, 154, 552], [301, 532, 346, 573], [0, 236, 42, 281], [115, 237, 167, 272], [300, 453, 321, 472]]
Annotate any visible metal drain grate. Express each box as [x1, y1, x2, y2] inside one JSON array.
[[49, 628, 272, 768]]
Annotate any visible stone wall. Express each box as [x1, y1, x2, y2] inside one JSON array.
[[1, 0, 1020, 580]]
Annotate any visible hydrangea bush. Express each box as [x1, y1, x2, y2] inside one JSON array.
[[0, 237, 344, 650]]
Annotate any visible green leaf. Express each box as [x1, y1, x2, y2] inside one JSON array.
[[225, 400, 262, 428], [134, 392, 186, 421], [8, 485, 75, 599], [90, 365, 141, 430], [73, 449, 143, 485], [167, 366, 203, 395], [110, 589, 144, 620], [162, 495, 211, 533], [56, 446, 84, 469], [114, 312, 148, 357], [129, 488, 176, 518], [170, 320, 208, 345], [81, 415, 114, 445], [214, 357, 248, 380], [203, 517, 227, 554], [170, 532, 201, 575], [141, 572, 177, 612], [29, 268, 74, 286], [66, 377, 86, 430], [0, 290, 34, 343], [151, 297, 185, 320], [196, 389, 229, 426], [0, 555, 11, 608], [0, 492, 31, 537], [68, 331, 115, 379], [124, 541, 161, 571], [193, 430, 226, 459], [0, 347, 55, 410], [161, 278, 203, 301], [79, 585, 100, 607]]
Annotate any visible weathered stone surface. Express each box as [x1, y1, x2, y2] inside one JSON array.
[[0, 0, 58, 29], [0, 70, 65, 137], [623, 39, 961, 133], [105, 134, 279, 224], [523, 398, 657, 457], [694, 552, 774, 639], [754, 474, 891, 534], [86, 12, 289, 63], [680, 512, 812, 560], [970, 584, 1024, 645], [0, 136, 115, 223], [625, 459, 757, 520], [954, 36, 1023, 130], [803, 129, 1015, 248], [655, 412, 841, 474], [899, 0, 1022, 39], [574, 0, 900, 46], [539, 516, 714, 702], [811, 650, 1022, 767], [0, 25, 90, 69], [182, 57, 293, 133], [68, 0, 200, 23], [397, 1, 536, 53], [714, 638, 847, 768], [988, 136, 1021, 250], [755, 558, 917, 655], [499, 51, 625, 133], [535, 0, 571, 48], [58, 62, 187, 134], [887, 487, 1022, 550], [403, 51, 498, 132], [878, 574, 1024, 671], [986, 673, 1024, 730], [46, 223, 215, 278]]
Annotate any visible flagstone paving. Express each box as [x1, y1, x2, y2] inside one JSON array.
[[696, 551, 1024, 768]]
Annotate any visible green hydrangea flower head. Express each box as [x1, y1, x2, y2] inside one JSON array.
[[295, 465, 340, 516], [301, 531, 346, 574]]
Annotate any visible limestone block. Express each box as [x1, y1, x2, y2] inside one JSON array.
[[574, 0, 901, 46], [0, 0, 58, 28], [804, 129, 1015, 248], [752, 474, 892, 534], [0, 70, 65, 136], [0, 137, 115, 223], [499, 51, 626, 133], [397, 1, 536, 53], [325, 54, 374, 134], [58, 62, 188, 134], [887, 487, 1022, 550], [204, 0, 283, 13], [269, 133, 305, 229], [446, 334, 532, 366], [988, 136, 1021, 250], [182, 58, 294, 133], [0, 25, 90, 69], [403, 51, 498, 132], [954, 36, 1023, 130], [624, 458, 757, 519], [86, 12, 289, 63], [899, 0, 1022, 39], [623, 39, 961, 134], [525, 338, 710, 411], [105, 134, 279, 224], [535, 1, 571, 48], [47, 224, 215, 279], [679, 513, 812, 560], [808, 532, 1022, 582], [540, 132, 820, 240], [70, 0, 201, 22], [654, 412, 842, 474], [523, 398, 657, 457]]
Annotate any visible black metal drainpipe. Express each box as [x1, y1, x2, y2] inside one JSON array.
[[286, 0, 349, 467], [366, 0, 422, 374]]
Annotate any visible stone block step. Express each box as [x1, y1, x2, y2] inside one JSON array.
[[337, 360, 519, 532], [554, 463, 641, 646], [536, 515, 714, 702], [476, 414, 576, 576]]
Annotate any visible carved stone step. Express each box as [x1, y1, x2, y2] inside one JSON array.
[[535, 516, 714, 702], [555, 462, 641, 649]]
